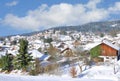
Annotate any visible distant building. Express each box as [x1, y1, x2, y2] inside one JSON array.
[[29, 50, 51, 61]]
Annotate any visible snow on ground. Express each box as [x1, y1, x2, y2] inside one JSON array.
[[0, 74, 113, 81], [0, 65, 118, 81], [0, 64, 117, 81], [0, 60, 120, 81], [60, 61, 120, 81], [78, 65, 119, 81]]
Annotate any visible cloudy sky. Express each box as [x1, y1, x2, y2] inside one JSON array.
[[0, 0, 120, 36]]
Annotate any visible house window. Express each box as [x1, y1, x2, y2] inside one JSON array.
[[106, 56, 109, 59]]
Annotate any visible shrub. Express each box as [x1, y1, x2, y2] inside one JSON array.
[[43, 63, 60, 74], [70, 66, 77, 78], [0, 54, 13, 72], [29, 58, 42, 75]]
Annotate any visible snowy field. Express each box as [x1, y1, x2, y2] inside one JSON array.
[[0, 64, 120, 81], [0, 74, 113, 81], [78, 65, 119, 81]]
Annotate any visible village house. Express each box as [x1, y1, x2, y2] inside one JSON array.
[[90, 40, 120, 61]]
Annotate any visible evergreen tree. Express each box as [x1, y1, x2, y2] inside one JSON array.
[[100, 33, 104, 37], [0, 54, 13, 72], [44, 38, 53, 43], [13, 39, 33, 71]]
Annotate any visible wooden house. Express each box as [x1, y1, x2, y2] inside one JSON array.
[[60, 47, 74, 57], [90, 40, 120, 60]]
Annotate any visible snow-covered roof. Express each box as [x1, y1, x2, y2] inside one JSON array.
[[34, 40, 42, 44], [59, 35, 72, 41], [85, 40, 120, 50], [39, 54, 51, 61], [0, 51, 6, 57], [29, 50, 43, 58], [40, 61, 52, 67], [7, 50, 18, 56], [29, 50, 51, 61], [1, 45, 10, 48], [102, 40, 119, 50], [84, 42, 101, 50]]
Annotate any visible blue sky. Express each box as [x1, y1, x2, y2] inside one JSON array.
[[0, 0, 120, 36]]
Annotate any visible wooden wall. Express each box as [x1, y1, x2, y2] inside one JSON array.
[[100, 43, 118, 56]]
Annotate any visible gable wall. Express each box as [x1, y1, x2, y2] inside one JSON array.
[[101, 43, 118, 56]]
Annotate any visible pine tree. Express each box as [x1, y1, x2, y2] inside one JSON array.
[[0, 54, 13, 72], [44, 38, 53, 43], [13, 39, 33, 71]]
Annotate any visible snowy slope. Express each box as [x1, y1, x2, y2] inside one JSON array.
[[78, 65, 119, 81], [0, 64, 118, 81], [0, 74, 113, 81]]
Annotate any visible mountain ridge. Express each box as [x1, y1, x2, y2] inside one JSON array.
[[2, 20, 120, 37]]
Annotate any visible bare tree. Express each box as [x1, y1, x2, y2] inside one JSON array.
[[70, 66, 77, 78]]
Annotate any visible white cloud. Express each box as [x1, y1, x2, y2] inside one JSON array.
[[108, 2, 120, 14], [3, 14, 40, 30], [85, 0, 101, 10], [2, 0, 119, 31], [6, 1, 18, 7]]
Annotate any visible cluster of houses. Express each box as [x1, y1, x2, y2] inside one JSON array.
[[0, 30, 120, 67]]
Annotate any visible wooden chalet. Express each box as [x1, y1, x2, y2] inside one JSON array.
[[91, 40, 120, 60]]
